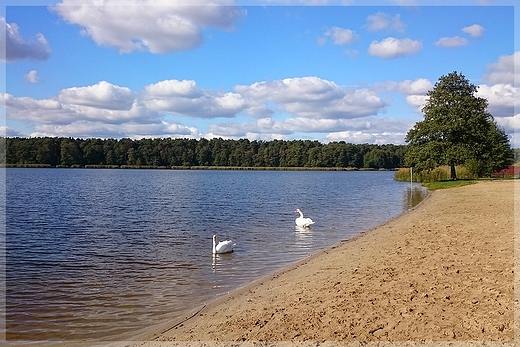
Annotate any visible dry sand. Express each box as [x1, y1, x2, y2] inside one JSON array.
[[137, 180, 515, 346]]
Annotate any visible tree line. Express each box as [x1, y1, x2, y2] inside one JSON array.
[[1, 137, 407, 169]]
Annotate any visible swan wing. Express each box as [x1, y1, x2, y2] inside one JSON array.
[[296, 216, 314, 227], [216, 240, 235, 254], [295, 217, 305, 227]]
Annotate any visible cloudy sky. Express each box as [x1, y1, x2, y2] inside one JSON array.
[[1, 0, 518, 146]]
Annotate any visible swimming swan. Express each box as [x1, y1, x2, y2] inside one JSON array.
[[212, 235, 235, 254], [294, 209, 315, 228]]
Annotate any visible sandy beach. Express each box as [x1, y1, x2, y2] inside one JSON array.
[[135, 180, 515, 346]]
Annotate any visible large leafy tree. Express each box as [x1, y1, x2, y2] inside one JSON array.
[[405, 71, 512, 180], [483, 121, 514, 174]]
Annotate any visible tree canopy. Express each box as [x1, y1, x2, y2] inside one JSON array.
[[2, 137, 406, 170], [404, 71, 513, 179]]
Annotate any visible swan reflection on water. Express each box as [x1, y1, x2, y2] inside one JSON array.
[[293, 225, 316, 247], [295, 225, 314, 233], [212, 252, 234, 273]]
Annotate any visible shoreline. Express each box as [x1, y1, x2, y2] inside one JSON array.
[[2, 165, 392, 171], [7, 180, 512, 347], [132, 186, 434, 339], [136, 191, 433, 341], [134, 180, 514, 344]]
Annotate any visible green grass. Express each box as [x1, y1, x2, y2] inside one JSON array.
[[423, 180, 477, 190]]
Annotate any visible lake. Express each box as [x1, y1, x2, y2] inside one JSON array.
[[5, 168, 427, 342]]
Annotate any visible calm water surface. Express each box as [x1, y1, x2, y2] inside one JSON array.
[[6, 168, 427, 341]]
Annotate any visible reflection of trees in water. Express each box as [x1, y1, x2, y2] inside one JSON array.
[[404, 185, 429, 210]]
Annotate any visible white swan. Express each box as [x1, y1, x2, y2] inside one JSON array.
[[212, 235, 235, 254], [294, 208, 315, 228]]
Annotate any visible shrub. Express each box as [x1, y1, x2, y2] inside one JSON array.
[[395, 165, 476, 182]]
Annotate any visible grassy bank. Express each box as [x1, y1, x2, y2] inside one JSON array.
[[422, 180, 477, 190]]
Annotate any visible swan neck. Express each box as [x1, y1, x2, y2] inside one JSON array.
[[212, 237, 217, 254]]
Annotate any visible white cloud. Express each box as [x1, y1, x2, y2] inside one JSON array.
[[0, 126, 26, 137], [435, 36, 469, 48], [462, 24, 485, 38], [405, 94, 428, 112], [321, 27, 359, 45], [30, 120, 198, 139], [2, 93, 61, 113], [67, 102, 160, 124], [143, 79, 248, 118], [434, 25, 484, 50], [1, 16, 51, 61], [7, 93, 202, 138], [494, 114, 520, 138], [477, 83, 519, 117], [394, 78, 432, 111], [368, 37, 422, 58], [3, 76, 395, 143], [365, 12, 405, 33], [375, 78, 432, 112], [326, 130, 379, 144], [325, 130, 407, 145], [2, 93, 75, 125], [59, 81, 136, 110], [3, 85, 158, 126], [144, 79, 201, 98], [24, 70, 41, 83], [208, 119, 275, 137], [50, 0, 245, 54], [237, 77, 342, 103], [208, 117, 317, 137], [236, 76, 387, 119], [483, 52, 519, 85], [382, 78, 433, 95], [207, 115, 414, 144], [147, 77, 385, 121]]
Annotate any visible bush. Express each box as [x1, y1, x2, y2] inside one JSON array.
[[394, 168, 414, 182], [394, 165, 476, 182]]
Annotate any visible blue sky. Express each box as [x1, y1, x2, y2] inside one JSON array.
[[1, 1, 518, 146]]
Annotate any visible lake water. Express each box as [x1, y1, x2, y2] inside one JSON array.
[[5, 168, 427, 342]]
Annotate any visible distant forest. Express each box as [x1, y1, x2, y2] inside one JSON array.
[[1, 137, 407, 169]]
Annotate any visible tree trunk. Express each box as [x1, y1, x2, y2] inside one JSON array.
[[450, 164, 457, 180]]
